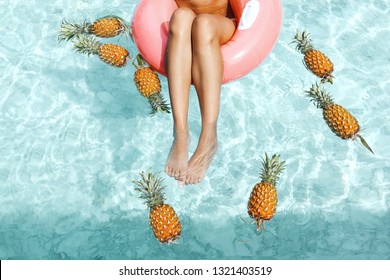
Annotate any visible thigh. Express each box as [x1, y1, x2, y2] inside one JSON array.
[[192, 14, 236, 45]]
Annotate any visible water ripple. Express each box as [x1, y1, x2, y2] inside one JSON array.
[[0, 0, 389, 259]]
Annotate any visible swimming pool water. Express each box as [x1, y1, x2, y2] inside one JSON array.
[[0, 0, 389, 260]]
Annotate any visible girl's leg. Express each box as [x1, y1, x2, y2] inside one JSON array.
[[186, 14, 236, 184], [164, 8, 196, 184]]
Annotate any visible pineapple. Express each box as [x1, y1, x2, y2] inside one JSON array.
[[58, 16, 131, 42], [133, 170, 182, 243], [247, 153, 286, 231], [307, 83, 374, 154], [133, 54, 171, 115], [293, 30, 334, 84], [73, 34, 130, 67], [90, 16, 129, 38]]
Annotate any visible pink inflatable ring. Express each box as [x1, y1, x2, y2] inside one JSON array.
[[131, 0, 282, 83]]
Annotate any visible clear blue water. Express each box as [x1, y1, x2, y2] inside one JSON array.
[[0, 0, 389, 260]]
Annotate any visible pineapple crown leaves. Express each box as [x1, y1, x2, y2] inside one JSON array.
[[259, 153, 286, 186], [58, 19, 91, 42], [292, 30, 314, 54], [306, 83, 334, 109], [148, 93, 171, 115], [133, 169, 166, 210], [73, 34, 101, 56]]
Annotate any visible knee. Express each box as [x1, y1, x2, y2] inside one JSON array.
[[169, 8, 196, 36], [192, 15, 218, 45]]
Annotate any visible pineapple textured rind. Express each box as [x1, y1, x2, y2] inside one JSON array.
[[98, 43, 129, 67], [134, 67, 161, 98], [304, 49, 334, 80], [248, 182, 277, 221], [324, 104, 359, 139], [149, 204, 182, 243], [90, 17, 124, 38]]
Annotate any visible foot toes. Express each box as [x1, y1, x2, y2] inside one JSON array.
[[194, 177, 200, 184], [166, 167, 173, 177], [185, 174, 203, 185], [186, 176, 194, 185], [175, 174, 185, 182]]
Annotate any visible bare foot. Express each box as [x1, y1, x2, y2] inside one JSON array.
[[185, 127, 218, 185], [165, 131, 190, 185]]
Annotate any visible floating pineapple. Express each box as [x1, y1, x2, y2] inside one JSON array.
[[247, 153, 286, 231], [73, 34, 130, 67], [133, 54, 171, 115], [133, 170, 182, 243], [58, 16, 131, 42], [307, 83, 374, 154], [293, 30, 334, 84]]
